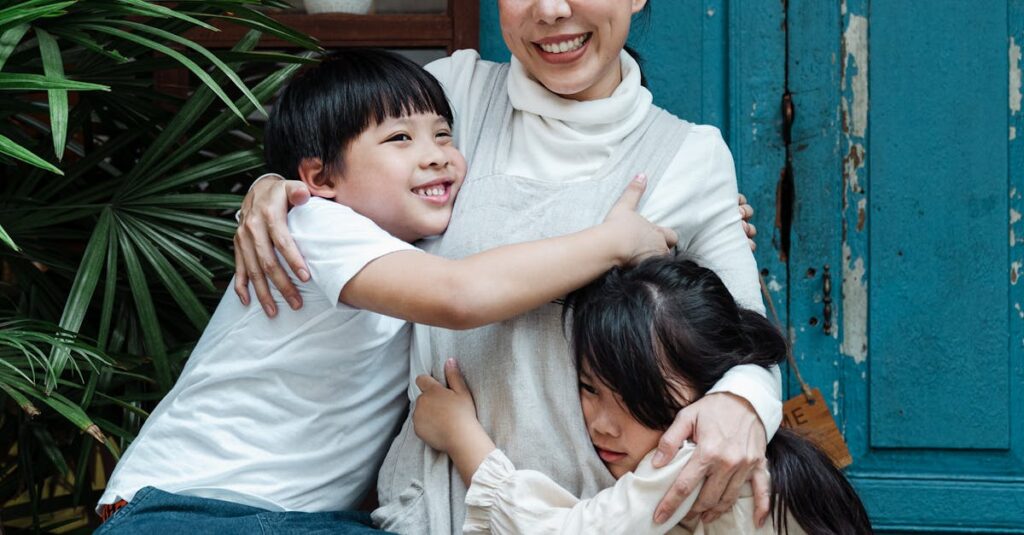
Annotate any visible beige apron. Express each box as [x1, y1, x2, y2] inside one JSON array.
[[374, 64, 693, 534]]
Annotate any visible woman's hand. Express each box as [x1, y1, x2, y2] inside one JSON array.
[[603, 174, 679, 265], [414, 359, 496, 486], [651, 392, 770, 528], [234, 176, 311, 316], [738, 193, 757, 252]]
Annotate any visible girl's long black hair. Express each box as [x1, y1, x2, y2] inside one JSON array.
[[563, 256, 872, 534]]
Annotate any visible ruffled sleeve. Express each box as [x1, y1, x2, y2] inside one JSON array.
[[463, 446, 702, 535]]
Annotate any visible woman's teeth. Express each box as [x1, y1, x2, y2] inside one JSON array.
[[539, 34, 588, 54], [414, 185, 445, 197]]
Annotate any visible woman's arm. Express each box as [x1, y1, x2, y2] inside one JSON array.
[[341, 175, 675, 330], [641, 128, 779, 527]]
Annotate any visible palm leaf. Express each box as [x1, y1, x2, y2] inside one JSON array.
[[47, 208, 113, 393], [0, 73, 110, 91], [0, 1, 75, 32], [80, 23, 245, 120], [0, 223, 18, 251], [114, 224, 171, 391], [0, 23, 29, 70], [35, 28, 69, 160], [119, 215, 211, 330], [0, 133, 63, 175]]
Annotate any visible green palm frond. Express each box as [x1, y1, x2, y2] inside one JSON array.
[[0, 1, 319, 529]]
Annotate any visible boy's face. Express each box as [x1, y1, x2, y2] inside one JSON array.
[[330, 113, 466, 242]]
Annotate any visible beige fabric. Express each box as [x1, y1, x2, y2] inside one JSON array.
[[463, 447, 807, 535]]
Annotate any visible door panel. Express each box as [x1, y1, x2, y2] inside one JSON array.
[[790, 0, 1024, 531]]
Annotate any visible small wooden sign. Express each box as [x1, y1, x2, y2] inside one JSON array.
[[781, 388, 853, 469]]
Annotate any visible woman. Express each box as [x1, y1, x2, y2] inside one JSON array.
[[235, 1, 780, 533]]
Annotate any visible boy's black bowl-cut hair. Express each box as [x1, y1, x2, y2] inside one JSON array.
[[263, 49, 454, 184]]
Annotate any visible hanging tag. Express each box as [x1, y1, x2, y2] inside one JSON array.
[[781, 388, 852, 469]]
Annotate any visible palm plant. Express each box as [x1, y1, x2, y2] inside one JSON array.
[[0, 1, 318, 531]]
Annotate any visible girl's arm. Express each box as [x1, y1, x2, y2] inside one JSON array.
[[341, 175, 676, 330], [413, 361, 704, 535]]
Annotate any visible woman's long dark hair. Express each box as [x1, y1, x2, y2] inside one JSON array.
[[564, 257, 872, 534]]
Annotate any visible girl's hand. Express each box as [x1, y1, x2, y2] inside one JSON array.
[[414, 359, 497, 486], [651, 392, 770, 528], [602, 174, 679, 266], [234, 176, 311, 316], [413, 358, 483, 454], [738, 193, 757, 252]]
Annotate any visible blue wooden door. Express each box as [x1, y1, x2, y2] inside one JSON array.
[[479, 0, 1024, 531], [786, 1, 1024, 531]]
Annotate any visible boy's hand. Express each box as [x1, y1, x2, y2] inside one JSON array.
[[234, 175, 311, 317], [603, 174, 679, 266], [414, 359, 482, 454]]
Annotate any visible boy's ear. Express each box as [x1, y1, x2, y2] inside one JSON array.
[[297, 158, 336, 198]]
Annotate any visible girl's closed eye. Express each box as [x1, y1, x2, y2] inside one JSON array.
[[579, 380, 597, 396], [385, 132, 412, 143]]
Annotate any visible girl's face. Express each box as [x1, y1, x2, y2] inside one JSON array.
[[325, 113, 466, 242], [498, 0, 648, 101], [579, 363, 695, 479]]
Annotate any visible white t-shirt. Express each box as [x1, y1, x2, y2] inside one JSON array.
[[98, 197, 416, 513]]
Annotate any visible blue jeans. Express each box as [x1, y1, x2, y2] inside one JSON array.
[[95, 487, 396, 535]]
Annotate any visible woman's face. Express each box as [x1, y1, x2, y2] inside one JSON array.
[[498, 0, 648, 101]]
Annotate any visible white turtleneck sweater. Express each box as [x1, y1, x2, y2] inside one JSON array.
[[424, 50, 782, 437]]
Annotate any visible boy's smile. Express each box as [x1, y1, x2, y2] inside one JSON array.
[[305, 112, 466, 243]]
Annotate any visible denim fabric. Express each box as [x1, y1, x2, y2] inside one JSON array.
[[96, 487, 396, 535]]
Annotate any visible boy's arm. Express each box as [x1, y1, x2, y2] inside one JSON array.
[[341, 176, 676, 330]]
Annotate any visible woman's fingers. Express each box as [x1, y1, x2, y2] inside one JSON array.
[[688, 466, 729, 520], [233, 235, 250, 306], [751, 460, 772, 528], [276, 181, 312, 282], [237, 223, 277, 317], [702, 467, 748, 524], [654, 450, 704, 524]]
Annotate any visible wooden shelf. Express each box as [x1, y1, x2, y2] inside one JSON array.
[[185, 1, 478, 52]]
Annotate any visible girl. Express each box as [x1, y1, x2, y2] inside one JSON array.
[[414, 257, 872, 534], [237, 1, 778, 531]]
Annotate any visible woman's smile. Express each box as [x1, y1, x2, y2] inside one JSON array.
[[533, 32, 593, 64]]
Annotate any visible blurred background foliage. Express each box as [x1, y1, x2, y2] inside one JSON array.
[[0, 1, 318, 531]]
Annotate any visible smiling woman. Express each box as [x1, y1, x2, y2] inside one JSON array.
[[237, 1, 777, 533]]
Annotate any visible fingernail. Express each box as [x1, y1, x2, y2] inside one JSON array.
[[634, 173, 647, 185], [288, 297, 301, 310], [654, 511, 668, 524], [652, 451, 667, 466], [446, 358, 456, 368], [297, 268, 310, 281], [263, 303, 276, 317]]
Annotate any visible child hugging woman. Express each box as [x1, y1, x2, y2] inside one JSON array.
[[413, 257, 872, 534]]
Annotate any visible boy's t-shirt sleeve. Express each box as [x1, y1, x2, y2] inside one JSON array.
[[287, 198, 417, 304]]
